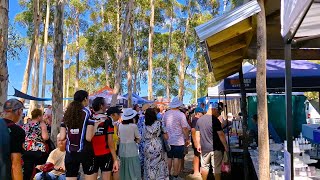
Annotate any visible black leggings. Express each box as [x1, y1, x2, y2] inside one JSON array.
[[22, 151, 47, 180]]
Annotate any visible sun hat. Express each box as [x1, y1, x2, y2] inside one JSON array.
[[121, 108, 138, 121], [227, 113, 233, 117], [169, 97, 183, 108]]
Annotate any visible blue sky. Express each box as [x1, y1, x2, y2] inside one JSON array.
[[7, 0, 227, 105]]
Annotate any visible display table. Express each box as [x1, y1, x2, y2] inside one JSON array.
[[249, 148, 320, 179]]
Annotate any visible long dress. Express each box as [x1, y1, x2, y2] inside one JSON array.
[[119, 123, 142, 180], [137, 115, 146, 177], [144, 121, 169, 180]]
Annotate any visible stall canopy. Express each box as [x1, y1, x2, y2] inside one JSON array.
[[195, 0, 261, 81], [123, 93, 152, 104], [221, 60, 320, 94], [281, 0, 320, 43]]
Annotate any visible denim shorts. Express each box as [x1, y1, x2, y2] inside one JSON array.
[[167, 145, 184, 159]]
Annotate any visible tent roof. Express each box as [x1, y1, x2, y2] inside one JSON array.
[[222, 60, 320, 94], [281, 0, 320, 39], [195, 1, 260, 81]]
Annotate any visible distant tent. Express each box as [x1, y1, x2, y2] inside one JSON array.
[[222, 60, 320, 94], [123, 93, 153, 104]]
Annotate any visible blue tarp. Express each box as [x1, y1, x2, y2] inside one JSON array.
[[123, 93, 152, 104], [222, 60, 320, 94]]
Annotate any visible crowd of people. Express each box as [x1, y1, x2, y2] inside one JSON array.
[[1, 89, 232, 180]]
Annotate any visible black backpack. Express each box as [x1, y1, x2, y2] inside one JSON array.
[[0, 118, 12, 180]]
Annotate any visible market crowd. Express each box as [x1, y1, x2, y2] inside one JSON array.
[[0, 90, 229, 180]]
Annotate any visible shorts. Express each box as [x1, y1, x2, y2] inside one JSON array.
[[167, 145, 184, 159], [200, 151, 223, 174], [65, 151, 95, 177], [93, 153, 113, 173]]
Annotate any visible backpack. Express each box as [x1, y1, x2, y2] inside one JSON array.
[[0, 118, 12, 180]]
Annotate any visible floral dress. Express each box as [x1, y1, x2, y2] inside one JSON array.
[[23, 121, 46, 152], [137, 115, 146, 176], [144, 121, 169, 180]]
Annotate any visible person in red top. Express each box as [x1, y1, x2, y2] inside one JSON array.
[[91, 97, 119, 180]]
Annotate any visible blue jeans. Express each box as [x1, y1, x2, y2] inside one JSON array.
[[34, 172, 66, 180]]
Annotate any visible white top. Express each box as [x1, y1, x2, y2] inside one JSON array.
[[162, 109, 190, 146], [118, 123, 140, 143]]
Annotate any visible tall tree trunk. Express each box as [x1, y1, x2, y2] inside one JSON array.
[[100, 2, 111, 88], [166, 5, 173, 99], [29, 0, 42, 113], [51, 0, 64, 144], [0, 0, 9, 112], [63, 31, 69, 108], [75, 11, 80, 91], [66, 66, 71, 107], [20, 0, 42, 103], [127, 23, 134, 108], [111, 0, 134, 106], [178, 0, 191, 101], [147, 0, 155, 101], [41, 0, 50, 107], [256, 0, 269, 179], [103, 52, 110, 87]]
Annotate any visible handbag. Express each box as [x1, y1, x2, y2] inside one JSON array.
[[160, 133, 171, 152], [159, 122, 171, 152], [221, 152, 231, 173]]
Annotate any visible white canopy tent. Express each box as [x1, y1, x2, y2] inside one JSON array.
[[281, 0, 320, 178]]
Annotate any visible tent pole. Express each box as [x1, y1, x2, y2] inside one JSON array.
[[239, 63, 249, 180], [224, 94, 231, 160], [285, 41, 294, 180]]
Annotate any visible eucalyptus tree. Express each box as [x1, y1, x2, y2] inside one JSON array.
[[0, 0, 9, 111]]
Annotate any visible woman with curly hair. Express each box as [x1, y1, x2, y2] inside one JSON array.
[[60, 90, 96, 180]]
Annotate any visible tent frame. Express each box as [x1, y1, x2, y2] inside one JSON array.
[[283, 0, 314, 179]]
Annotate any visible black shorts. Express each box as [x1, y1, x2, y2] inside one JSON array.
[[167, 145, 184, 159], [93, 153, 113, 173], [65, 151, 95, 177]]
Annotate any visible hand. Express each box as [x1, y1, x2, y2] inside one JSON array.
[[224, 146, 229, 152], [197, 146, 201, 153], [112, 160, 119, 173], [185, 140, 191, 147], [36, 165, 43, 170]]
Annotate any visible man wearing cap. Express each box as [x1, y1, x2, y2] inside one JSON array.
[[195, 102, 228, 180], [2, 99, 25, 180], [162, 97, 190, 179], [188, 107, 204, 178], [106, 106, 123, 180]]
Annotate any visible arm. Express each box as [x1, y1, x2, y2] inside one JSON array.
[[134, 125, 141, 143], [195, 131, 201, 153], [86, 125, 94, 142], [11, 153, 23, 180], [217, 130, 228, 152], [191, 128, 196, 142], [107, 134, 119, 172], [60, 127, 66, 140], [40, 122, 49, 140]]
